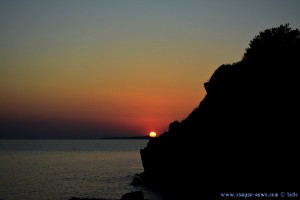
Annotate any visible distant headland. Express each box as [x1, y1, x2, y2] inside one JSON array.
[[99, 136, 150, 139]]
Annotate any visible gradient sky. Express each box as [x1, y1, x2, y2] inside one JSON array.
[[1, 0, 300, 138]]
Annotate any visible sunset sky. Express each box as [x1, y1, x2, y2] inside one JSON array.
[[1, 1, 300, 138]]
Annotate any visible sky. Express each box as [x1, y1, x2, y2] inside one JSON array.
[[1, 0, 300, 138]]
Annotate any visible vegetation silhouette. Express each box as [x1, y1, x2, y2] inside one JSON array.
[[138, 24, 300, 199]]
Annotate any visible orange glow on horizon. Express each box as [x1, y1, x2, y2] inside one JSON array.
[[149, 131, 157, 137]]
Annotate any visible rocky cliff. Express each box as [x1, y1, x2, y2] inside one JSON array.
[[139, 24, 300, 199]]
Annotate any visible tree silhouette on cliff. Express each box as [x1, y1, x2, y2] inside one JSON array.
[[139, 24, 300, 199]]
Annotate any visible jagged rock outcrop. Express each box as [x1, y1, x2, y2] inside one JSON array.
[[140, 24, 300, 198]]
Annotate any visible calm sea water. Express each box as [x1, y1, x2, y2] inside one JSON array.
[[0, 140, 163, 200]]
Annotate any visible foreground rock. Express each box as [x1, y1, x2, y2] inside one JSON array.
[[120, 191, 144, 200], [140, 24, 300, 198]]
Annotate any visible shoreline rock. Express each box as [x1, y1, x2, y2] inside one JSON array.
[[120, 191, 144, 200]]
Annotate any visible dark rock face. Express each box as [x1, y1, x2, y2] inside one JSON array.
[[140, 24, 300, 198]]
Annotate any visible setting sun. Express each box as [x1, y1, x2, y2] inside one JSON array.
[[149, 131, 157, 138]]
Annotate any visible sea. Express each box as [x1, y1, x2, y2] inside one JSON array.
[[0, 139, 163, 200]]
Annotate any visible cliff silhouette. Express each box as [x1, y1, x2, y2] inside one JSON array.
[[138, 24, 300, 199]]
